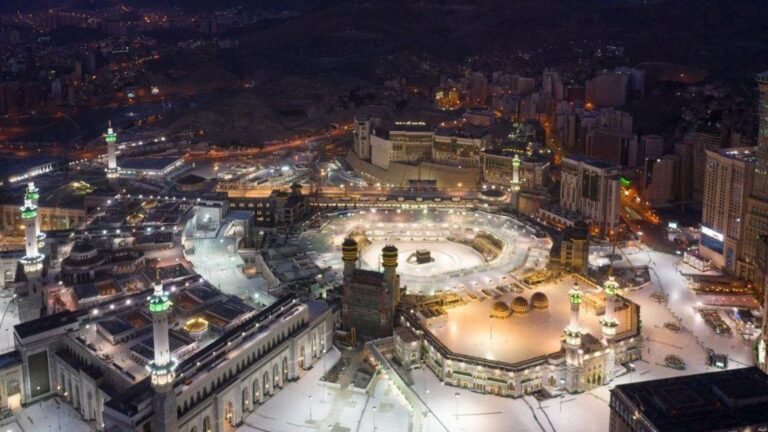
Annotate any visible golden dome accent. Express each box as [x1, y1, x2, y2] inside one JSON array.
[[490, 301, 511, 319], [511, 296, 530, 315], [531, 292, 549, 310]]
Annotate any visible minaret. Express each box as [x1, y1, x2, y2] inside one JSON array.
[[381, 245, 400, 337], [510, 155, 522, 210], [16, 193, 44, 322], [600, 276, 620, 382], [147, 274, 177, 432], [342, 237, 358, 278], [381, 245, 400, 300], [564, 281, 583, 393], [25, 183, 42, 238], [105, 121, 119, 180], [600, 276, 620, 341]]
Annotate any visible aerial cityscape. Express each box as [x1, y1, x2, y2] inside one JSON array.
[[0, 1, 767, 431]]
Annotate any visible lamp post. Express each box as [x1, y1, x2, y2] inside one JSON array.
[[372, 405, 377, 431], [308, 395, 313, 422], [454, 392, 460, 422]]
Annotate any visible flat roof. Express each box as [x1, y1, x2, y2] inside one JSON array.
[[563, 153, 619, 170], [15, 310, 81, 339], [119, 156, 182, 171], [426, 275, 632, 364], [613, 367, 768, 432], [0, 156, 66, 177]]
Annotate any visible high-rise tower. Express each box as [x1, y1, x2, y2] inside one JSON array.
[[105, 121, 119, 180], [564, 281, 583, 392], [752, 73, 768, 200], [16, 191, 44, 322], [147, 275, 177, 432], [743, 73, 768, 290]]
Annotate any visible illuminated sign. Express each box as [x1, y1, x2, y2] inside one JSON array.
[[668, 221, 678, 229], [701, 225, 724, 242], [619, 177, 631, 187]]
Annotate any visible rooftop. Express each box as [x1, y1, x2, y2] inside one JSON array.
[[0, 155, 66, 178], [119, 156, 183, 171], [717, 147, 758, 164], [425, 275, 633, 364], [612, 367, 768, 432], [563, 153, 619, 170]]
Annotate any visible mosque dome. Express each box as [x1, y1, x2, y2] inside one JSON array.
[[490, 301, 511, 319], [511, 296, 530, 315], [531, 292, 549, 310]]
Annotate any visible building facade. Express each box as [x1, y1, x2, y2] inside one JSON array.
[[12, 292, 333, 432], [699, 148, 756, 273], [740, 72, 768, 285], [560, 155, 621, 237]]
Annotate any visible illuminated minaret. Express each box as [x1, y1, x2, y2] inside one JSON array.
[[600, 276, 620, 382], [510, 155, 522, 192], [382, 244, 401, 330], [105, 121, 119, 180], [381, 245, 400, 297], [600, 276, 620, 340], [564, 281, 583, 393], [25, 183, 41, 237], [147, 275, 177, 432], [16, 192, 45, 322], [342, 237, 358, 278], [510, 155, 522, 209]]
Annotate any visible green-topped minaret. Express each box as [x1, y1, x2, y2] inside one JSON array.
[[147, 272, 177, 432]]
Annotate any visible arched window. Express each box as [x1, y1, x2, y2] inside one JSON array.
[[203, 416, 211, 432]]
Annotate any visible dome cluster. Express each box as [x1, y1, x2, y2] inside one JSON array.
[[490, 292, 549, 318]]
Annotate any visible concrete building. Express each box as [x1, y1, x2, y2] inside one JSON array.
[[462, 106, 496, 126], [0, 203, 85, 235], [585, 128, 635, 166], [560, 220, 589, 273], [686, 128, 725, 207], [640, 155, 677, 207], [117, 157, 184, 178], [341, 239, 401, 340], [585, 71, 629, 108], [0, 156, 67, 186], [740, 72, 768, 285], [756, 235, 768, 372], [674, 141, 694, 203], [353, 116, 375, 161], [397, 278, 642, 398], [628, 134, 664, 168], [370, 122, 433, 170], [609, 367, 768, 432], [699, 148, 756, 273], [12, 287, 332, 432], [560, 155, 622, 237], [479, 150, 550, 192], [432, 126, 490, 168]]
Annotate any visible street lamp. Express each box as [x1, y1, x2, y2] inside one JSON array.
[[454, 392, 460, 422], [308, 395, 313, 422]]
